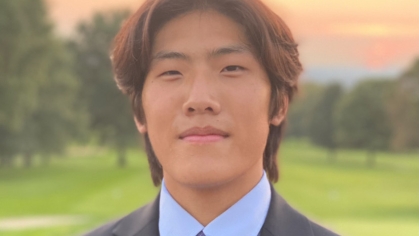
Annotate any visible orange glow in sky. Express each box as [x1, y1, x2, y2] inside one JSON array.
[[47, 0, 419, 70]]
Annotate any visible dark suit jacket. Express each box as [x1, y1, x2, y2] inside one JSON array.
[[84, 186, 339, 236]]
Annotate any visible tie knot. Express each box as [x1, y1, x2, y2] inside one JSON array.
[[197, 230, 206, 236]]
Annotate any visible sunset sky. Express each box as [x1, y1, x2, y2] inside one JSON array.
[[46, 0, 419, 81]]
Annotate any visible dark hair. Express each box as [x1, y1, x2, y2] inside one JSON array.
[[111, 0, 302, 186]]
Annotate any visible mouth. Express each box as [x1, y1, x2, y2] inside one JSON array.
[[179, 126, 229, 143]]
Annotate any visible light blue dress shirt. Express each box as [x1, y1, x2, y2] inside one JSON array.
[[159, 172, 271, 236]]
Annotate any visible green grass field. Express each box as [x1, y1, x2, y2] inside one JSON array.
[[0, 140, 417, 236]]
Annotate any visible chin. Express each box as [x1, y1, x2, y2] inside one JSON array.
[[174, 165, 236, 189], [181, 177, 231, 189]]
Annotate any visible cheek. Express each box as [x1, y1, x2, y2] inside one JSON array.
[[225, 81, 271, 153], [143, 80, 180, 123], [141, 84, 180, 149], [227, 81, 271, 125]]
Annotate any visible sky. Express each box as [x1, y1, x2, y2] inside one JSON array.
[[46, 0, 419, 82]]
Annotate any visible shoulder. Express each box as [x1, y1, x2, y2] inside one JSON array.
[[280, 201, 339, 236], [82, 196, 160, 236], [308, 220, 340, 236], [83, 217, 121, 236], [261, 186, 339, 236]]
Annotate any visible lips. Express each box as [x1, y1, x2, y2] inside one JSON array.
[[179, 126, 229, 142]]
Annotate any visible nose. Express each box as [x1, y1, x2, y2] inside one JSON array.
[[182, 76, 221, 116]]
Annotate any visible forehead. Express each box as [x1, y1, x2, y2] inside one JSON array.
[[152, 10, 252, 56]]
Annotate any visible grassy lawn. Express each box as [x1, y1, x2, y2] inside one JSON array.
[[277, 141, 418, 235], [0, 140, 417, 235]]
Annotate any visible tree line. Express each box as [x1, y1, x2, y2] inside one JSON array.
[[286, 61, 419, 166], [0, 0, 136, 168], [0, 0, 417, 168]]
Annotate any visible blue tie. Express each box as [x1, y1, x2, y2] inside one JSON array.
[[197, 230, 206, 236]]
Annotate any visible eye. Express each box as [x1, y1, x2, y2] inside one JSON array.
[[161, 70, 181, 76], [221, 65, 245, 73]]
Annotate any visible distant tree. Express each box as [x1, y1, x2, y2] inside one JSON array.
[[0, 0, 41, 166], [336, 80, 393, 167], [0, 128, 18, 167], [307, 83, 343, 162], [19, 41, 86, 167], [0, 0, 84, 167], [388, 58, 419, 151], [71, 11, 139, 167], [286, 83, 324, 139]]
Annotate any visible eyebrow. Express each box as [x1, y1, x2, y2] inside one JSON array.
[[151, 44, 253, 62], [152, 51, 190, 61], [208, 44, 252, 58]]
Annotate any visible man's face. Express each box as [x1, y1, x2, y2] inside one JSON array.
[[138, 10, 283, 188]]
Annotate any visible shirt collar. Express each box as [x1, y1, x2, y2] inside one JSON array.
[[159, 172, 271, 236], [159, 179, 203, 236]]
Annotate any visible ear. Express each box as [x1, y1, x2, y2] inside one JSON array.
[[270, 95, 289, 126], [134, 116, 147, 134]]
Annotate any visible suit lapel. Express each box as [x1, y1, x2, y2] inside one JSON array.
[[112, 194, 160, 236], [259, 185, 314, 236]]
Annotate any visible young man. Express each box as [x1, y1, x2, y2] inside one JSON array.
[[86, 0, 338, 235]]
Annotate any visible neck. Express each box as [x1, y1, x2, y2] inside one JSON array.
[[163, 163, 264, 226]]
